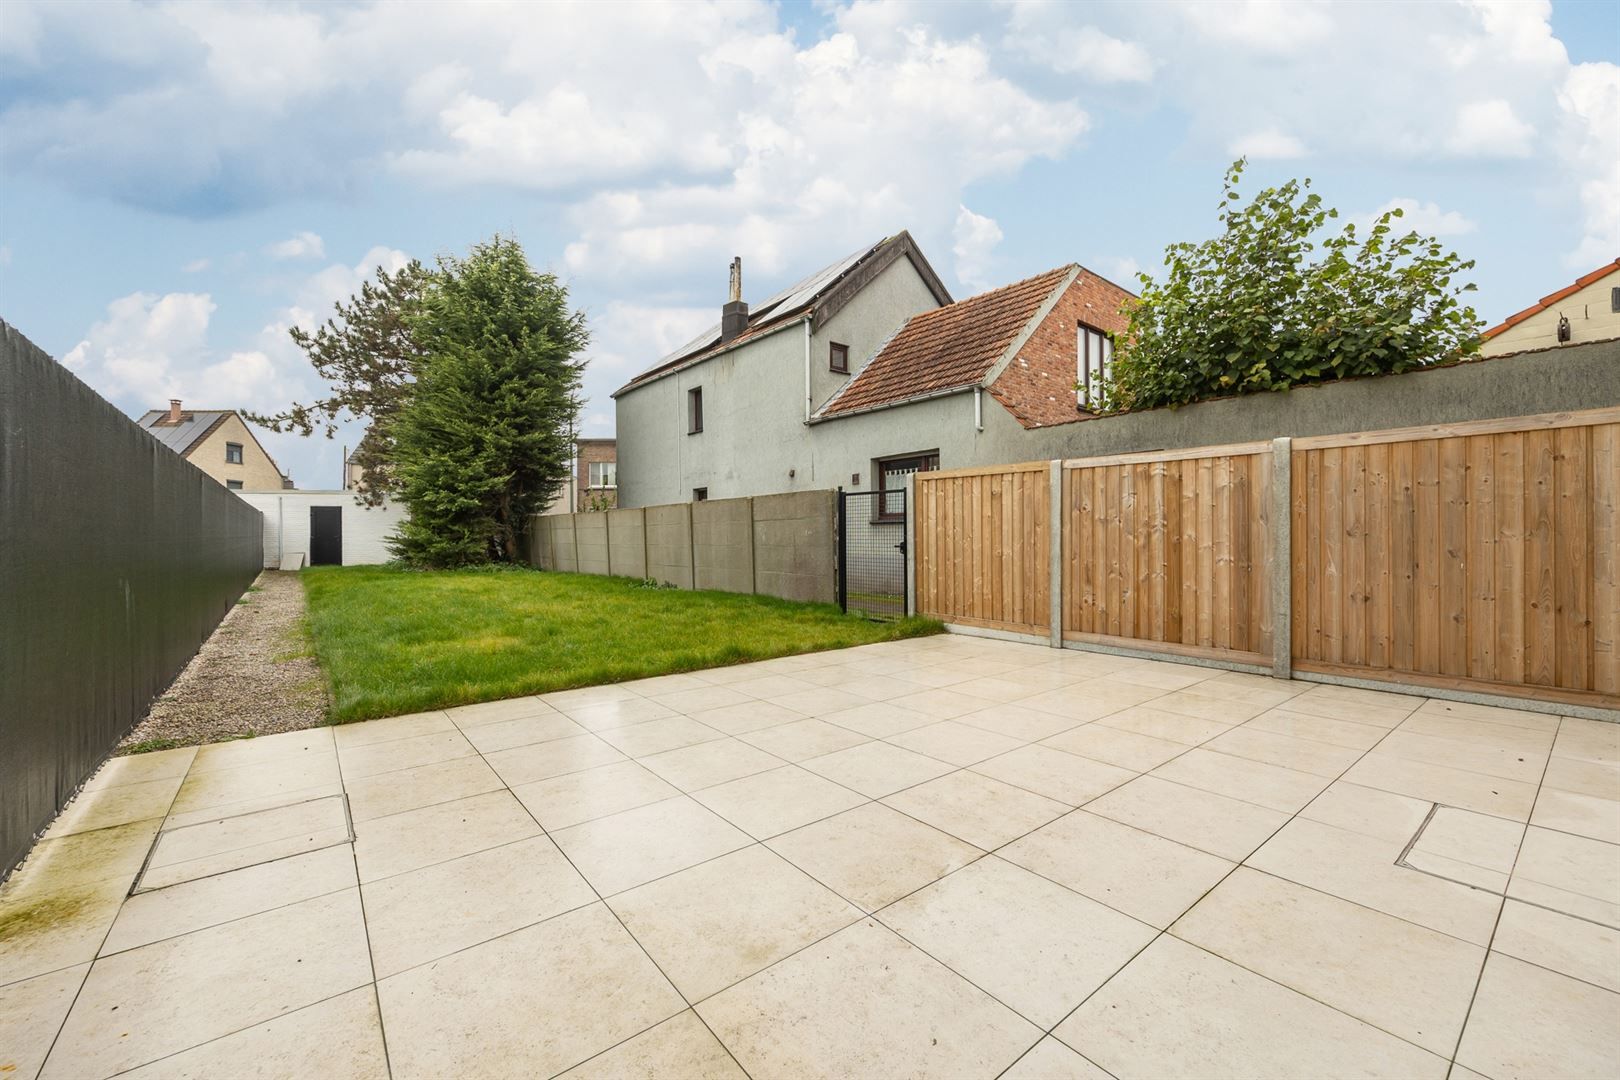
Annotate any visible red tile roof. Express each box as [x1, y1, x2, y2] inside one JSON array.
[[1482, 258, 1619, 340], [818, 266, 1075, 418]]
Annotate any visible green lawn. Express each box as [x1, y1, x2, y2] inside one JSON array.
[[302, 565, 941, 723]]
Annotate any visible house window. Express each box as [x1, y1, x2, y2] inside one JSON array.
[[1077, 323, 1113, 411], [226, 480, 244, 490], [693, 487, 708, 502], [225, 442, 244, 464], [876, 451, 938, 521], [688, 387, 704, 434], [588, 461, 617, 489], [829, 342, 849, 374], [1611, 286, 1620, 313]]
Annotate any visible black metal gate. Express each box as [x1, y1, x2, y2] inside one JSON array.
[[309, 505, 343, 566], [837, 489, 907, 619]]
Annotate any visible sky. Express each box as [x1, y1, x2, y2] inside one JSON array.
[[1, 0, 1616, 490]]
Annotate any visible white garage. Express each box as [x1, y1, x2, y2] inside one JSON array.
[[235, 491, 407, 568]]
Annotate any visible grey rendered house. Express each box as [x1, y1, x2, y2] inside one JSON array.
[[611, 231, 1135, 510]]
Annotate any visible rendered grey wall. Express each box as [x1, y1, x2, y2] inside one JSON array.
[[1, 320, 263, 880]]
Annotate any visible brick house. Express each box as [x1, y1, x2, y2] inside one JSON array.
[[136, 399, 292, 491], [544, 437, 618, 513], [613, 235, 1134, 510]]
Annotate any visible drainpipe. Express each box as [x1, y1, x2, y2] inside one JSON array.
[[974, 387, 984, 432], [803, 318, 813, 423]]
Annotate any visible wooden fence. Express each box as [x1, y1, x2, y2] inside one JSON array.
[[912, 407, 1618, 711]]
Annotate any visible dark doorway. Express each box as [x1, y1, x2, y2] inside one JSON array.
[[310, 506, 343, 566]]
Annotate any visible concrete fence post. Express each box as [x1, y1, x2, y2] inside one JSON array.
[[571, 511, 580, 575], [1048, 459, 1063, 648], [641, 508, 650, 582], [686, 503, 697, 591], [603, 510, 612, 577], [1271, 437, 1293, 679], [747, 497, 758, 595]]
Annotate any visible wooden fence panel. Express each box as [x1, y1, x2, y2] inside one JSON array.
[[914, 463, 1049, 634], [1061, 445, 1272, 664]]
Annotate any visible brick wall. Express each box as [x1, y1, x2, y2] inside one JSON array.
[[574, 438, 617, 509], [988, 271, 1133, 429]]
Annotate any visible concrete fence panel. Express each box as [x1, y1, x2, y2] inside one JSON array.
[[605, 508, 648, 579], [693, 497, 755, 593], [753, 489, 838, 604], [645, 503, 695, 589], [551, 514, 580, 573], [574, 513, 610, 576]]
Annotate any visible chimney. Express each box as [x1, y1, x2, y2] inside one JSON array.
[[167, 399, 183, 424], [720, 257, 748, 343]]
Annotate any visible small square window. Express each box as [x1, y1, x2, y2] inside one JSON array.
[[225, 442, 244, 464], [692, 487, 708, 502], [829, 342, 849, 374], [875, 451, 938, 521], [688, 387, 704, 434], [226, 479, 244, 490]]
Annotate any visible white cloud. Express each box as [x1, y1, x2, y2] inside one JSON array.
[[267, 231, 325, 260], [1178, 1, 1333, 54], [952, 206, 1003, 293], [1447, 99, 1534, 157], [1227, 128, 1307, 160], [181, 257, 210, 273], [1002, 3, 1155, 83], [1557, 61, 1620, 267], [1093, 256, 1141, 288], [63, 291, 215, 400], [1361, 198, 1478, 238]]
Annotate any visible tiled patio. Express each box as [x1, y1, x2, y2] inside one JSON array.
[[4, 635, 1617, 1079]]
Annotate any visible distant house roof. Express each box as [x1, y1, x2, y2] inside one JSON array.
[[1483, 258, 1620, 340], [612, 230, 952, 396], [816, 265, 1078, 420], [136, 409, 232, 454]]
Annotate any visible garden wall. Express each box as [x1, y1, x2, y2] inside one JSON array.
[[1, 320, 264, 880], [528, 489, 836, 603]]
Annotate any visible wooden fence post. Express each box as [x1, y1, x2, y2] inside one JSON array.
[[1049, 460, 1063, 648], [1271, 437, 1292, 679], [904, 475, 918, 617]]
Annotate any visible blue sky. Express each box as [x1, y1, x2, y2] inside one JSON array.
[[2, 0, 1615, 489]]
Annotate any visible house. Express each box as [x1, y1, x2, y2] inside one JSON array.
[[137, 400, 292, 491], [543, 438, 618, 514], [1481, 258, 1620, 356], [612, 232, 1134, 510]]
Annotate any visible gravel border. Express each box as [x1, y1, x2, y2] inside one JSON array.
[[117, 571, 329, 753]]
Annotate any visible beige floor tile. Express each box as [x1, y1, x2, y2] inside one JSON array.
[[1087, 775, 1288, 861], [684, 699, 806, 735], [1002, 1037, 1112, 1080], [1040, 722, 1184, 772], [188, 727, 334, 774], [161, 780, 346, 832], [1413, 697, 1560, 732], [610, 846, 862, 1001], [883, 770, 1068, 850], [596, 715, 727, 758], [1098, 660, 1217, 691], [618, 672, 714, 696], [444, 695, 555, 728], [1016, 683, 1159, 725], [1509, 826, 1620, 925], [1532, 789, 1620, 844], [560, 695, 679, 731], [1057, 935, 1448, 1080], [332, 710, 455, 749], [539, 682, 641, 712], [801, 741, 956, 798], [1271, 686, 1418, 727], [559, 1010, 746, 1080], [649, 685, 753, 715], [0, 870, 128, 990], [1375, 729, 1549, 784], [1455, 952, 1620, 1080], [2, 818, 159, 899], [885, 686, 1002, 721], [551, 796, 751, 896], [1146, 688, 1269, 724], [738, 717, 870, 761], [363, 835, 595, 977], [353, 789, 541, 883], [1151, 748, 1329, 813], [971, 744, 1136, 805], [1342, 752, 1539, 820], [105, 844, 357, 956], [820, 701, 938, 738], [337, 729, 478, 780], [1403, 805, 1522, 892], [168, 752, 342, 816], [767, 687, 875, 716], [484, 733, 625, 786], [117, 986, 389, 1080], [880, 856, 1156, 1027], [1204, 725, 1365, 777], [1300, 780, 1434, 844], [768, 803, 982, 910], [691, 765, 867, 840], [1555, 717, 1620, 765], [81, 746, 197, 791], [1000, 810, 1233, 929], [1095, 705, 1232, 745], [141, 795, 350, 890], [1543, 754, 1620, 799], [1248, 817, 1501, 945], [1173, 867, 1484, 1056], [43, 776, 180, 838], [344, 753, 504, 823], [726, 673, 821, 700], [0, 963, 86, 1079], [378, 902, 685, 1080], [887, 719, 1024, 766], [955, 702, 1085, 742], [1493, 898, 1620, 993], [1246, 708, 1392, 749], [1398, 712, 1557, 753], [697, 919, 1039, 1079], [41, 889, 372, 1080], [638, 737, 785, 792], [513, 760, 681, 830], [460, 711, 588, 754]]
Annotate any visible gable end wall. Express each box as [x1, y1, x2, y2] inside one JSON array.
[[989, 274, 1132, 429]]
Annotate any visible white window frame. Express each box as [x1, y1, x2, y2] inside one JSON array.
[[1077, 323, 1112, 411], [588, 461, 617, 489]]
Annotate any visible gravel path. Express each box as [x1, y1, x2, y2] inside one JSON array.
[[118, 570, 329, 753]]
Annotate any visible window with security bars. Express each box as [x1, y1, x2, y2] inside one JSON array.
[[1077, 323, 1112, 411], [588, 461, 616, 488], [876, 451, 937, 520]]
